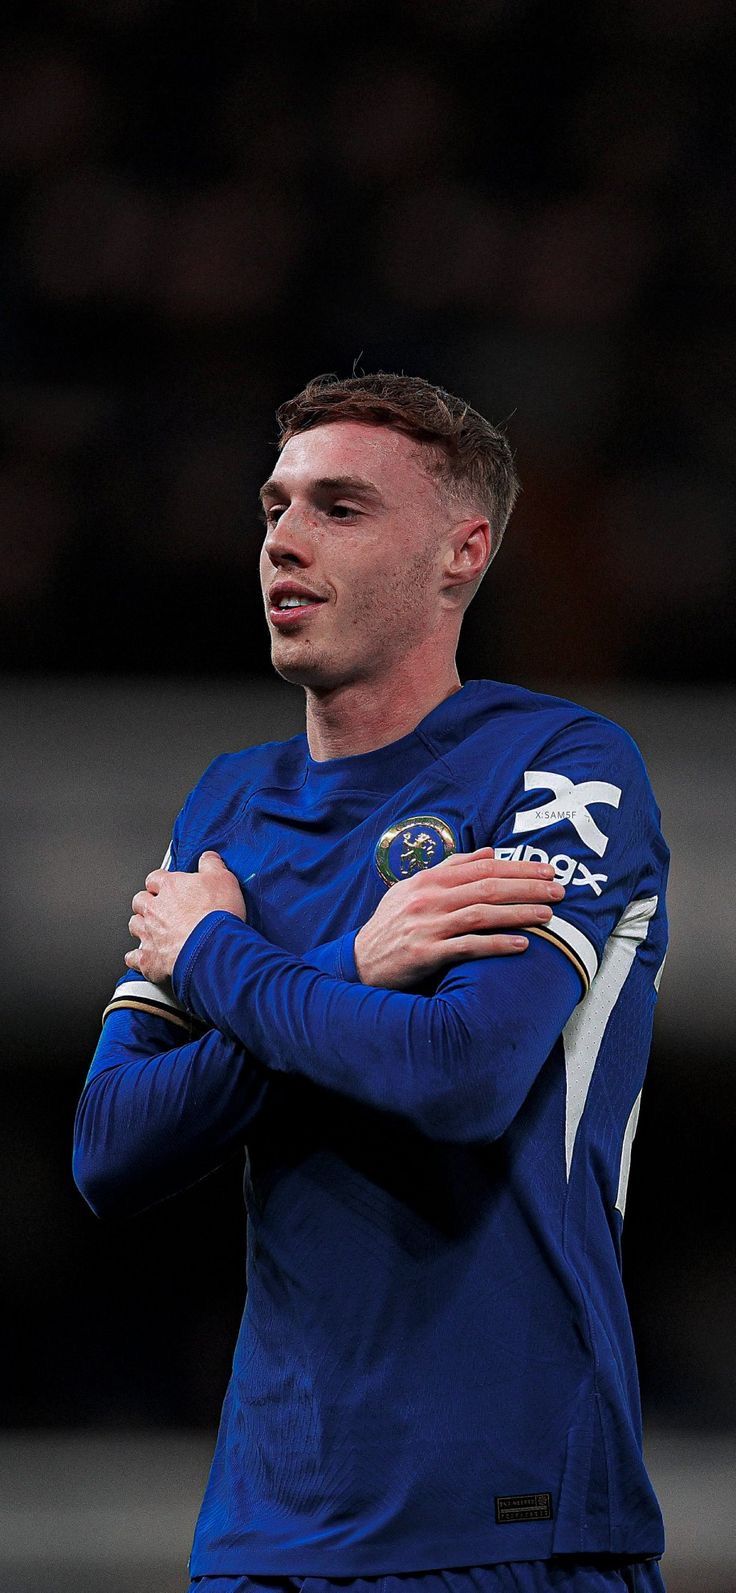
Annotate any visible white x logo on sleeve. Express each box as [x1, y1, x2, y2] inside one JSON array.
[[512, 770, 622, 857]]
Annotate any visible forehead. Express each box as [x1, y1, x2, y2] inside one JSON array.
[[274, 420, 440, 501]]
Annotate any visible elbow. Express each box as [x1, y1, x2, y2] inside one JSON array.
[[415, 1004, 514, 1145], [73, 1148, 112, 1218], [73, 1144, 148, 1220], [418, 1085, 507, 1145], [72, 1133, 127, 1219], [418, 1047, 521, 1141], [72, 1088, 140, 1220]]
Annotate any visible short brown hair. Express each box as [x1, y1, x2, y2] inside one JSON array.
[[276, 371, 520, 560]]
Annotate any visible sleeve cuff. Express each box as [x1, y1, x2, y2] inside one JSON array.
[[171, 910, 234, 1010], [336, 928, 360, 982], [173, 917, 363, 1009], [300, 929, 360, 981]]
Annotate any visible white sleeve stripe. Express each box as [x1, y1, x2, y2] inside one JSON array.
[[563, 895, 658, 1181], [615, 1090, 642, 1217], [544, 914, 599, 985], [106, 979, 186, 1013]]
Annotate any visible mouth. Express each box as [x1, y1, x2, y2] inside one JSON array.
[[267, 586, 328, 628]]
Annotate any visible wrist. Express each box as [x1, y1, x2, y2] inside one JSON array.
[[171, 909, 234, 1005], [349, 927, 366, 984]]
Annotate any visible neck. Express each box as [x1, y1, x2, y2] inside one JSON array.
[[304, 650, 462, 761]]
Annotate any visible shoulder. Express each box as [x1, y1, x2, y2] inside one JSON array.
[[174, 733, 307, 858], [191, 732, 306, 794], [462, 682, 666, 874], [463, 678, 650, 784], [466, 685, 668, 962]]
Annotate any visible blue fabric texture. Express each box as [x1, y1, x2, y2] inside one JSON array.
[[74, 680, 669, 1576], [188, 1559, 666, 1592]]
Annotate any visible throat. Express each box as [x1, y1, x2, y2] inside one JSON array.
[[305, 671, 462, 762]]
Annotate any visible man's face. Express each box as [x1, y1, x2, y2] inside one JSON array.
[[259, 421, 453, 690]]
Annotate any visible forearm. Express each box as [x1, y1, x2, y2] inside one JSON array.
[[173, 912, 582, 1142], [74, 920, 359, 1222], [73, 1012, 274, 1219]]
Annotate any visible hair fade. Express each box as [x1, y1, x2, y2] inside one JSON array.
[[276, 372, 520, 560]]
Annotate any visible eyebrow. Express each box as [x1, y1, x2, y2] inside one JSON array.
[[259, 474, 386, 506]]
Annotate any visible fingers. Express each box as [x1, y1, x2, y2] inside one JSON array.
[[437, 845, 495, 866], [128, 912, 146, 940], [445, 875, 565, 908], [441, 932, 531, 959], [447, 901, 556, 934], [474, 859, 556, 878], [144, 868, 166, 893], [198, 851, 225, 872], [435, 849, 556, 882], [124, 948, 141, 969]]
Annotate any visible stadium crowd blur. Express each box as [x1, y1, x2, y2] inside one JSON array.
[[3, 0, 734, 685], [2, 0, 734, 1448]]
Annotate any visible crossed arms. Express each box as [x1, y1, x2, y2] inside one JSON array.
[[73, 849, 577, 1217]]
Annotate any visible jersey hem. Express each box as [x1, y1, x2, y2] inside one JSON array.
[[189, 1535, 665, 1577]]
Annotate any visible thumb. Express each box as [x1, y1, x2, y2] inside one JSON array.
[[198, 850, 225, 872]]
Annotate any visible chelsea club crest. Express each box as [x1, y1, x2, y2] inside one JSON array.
[[374, 814, 457, 887]]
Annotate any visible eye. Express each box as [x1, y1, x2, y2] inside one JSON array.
[[328, 503, 357, 519], [262, 504, 285, 525]]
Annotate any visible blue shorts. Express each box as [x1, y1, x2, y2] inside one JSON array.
[[188, 1562, 665, 1593]]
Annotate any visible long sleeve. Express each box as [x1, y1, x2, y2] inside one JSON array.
[[172, 913, 584, 1143], [166, 709, 664, 1145], [73, 926, 360, 1220], [72, 1011, 278, 1219]]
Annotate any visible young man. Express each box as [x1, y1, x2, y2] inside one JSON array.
[[74, 374, 669, 1593]]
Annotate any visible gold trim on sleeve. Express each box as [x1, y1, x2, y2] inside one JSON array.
[[101, 998, 192, 1031], [527, 926, 591, 994]]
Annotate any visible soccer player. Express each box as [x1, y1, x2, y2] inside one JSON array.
[[73, 373, 669, 1593]]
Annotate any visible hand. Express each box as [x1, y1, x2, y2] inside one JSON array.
[[126, 851, 246, 983], [353, 846, 565, 989]]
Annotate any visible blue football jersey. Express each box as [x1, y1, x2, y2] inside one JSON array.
[[74, 679, 669, 1575]]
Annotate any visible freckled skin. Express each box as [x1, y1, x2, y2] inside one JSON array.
[[259, 421, 491, 759], [126, 420, 559, 981], [261, 426, 443, 686]]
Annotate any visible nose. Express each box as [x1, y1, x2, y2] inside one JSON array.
[[263, 506, 314, 571]]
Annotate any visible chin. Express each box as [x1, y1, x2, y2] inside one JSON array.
[[271, 644, 353, 692], [272, 645, 327, 688]]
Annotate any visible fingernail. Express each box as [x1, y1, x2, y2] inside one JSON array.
[[512, 936, 528, 948]]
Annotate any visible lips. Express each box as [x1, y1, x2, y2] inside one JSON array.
[[268, 582, 327, 608], [267, 582, 328, 626]]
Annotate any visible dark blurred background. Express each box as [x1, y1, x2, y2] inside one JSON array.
[[1, 1, 734, 1588]]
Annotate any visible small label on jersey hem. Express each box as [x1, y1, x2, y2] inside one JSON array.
[[495, 1490, 553, 1523]]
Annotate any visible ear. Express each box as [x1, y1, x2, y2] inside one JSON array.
[[442, 517, 491, 593]]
